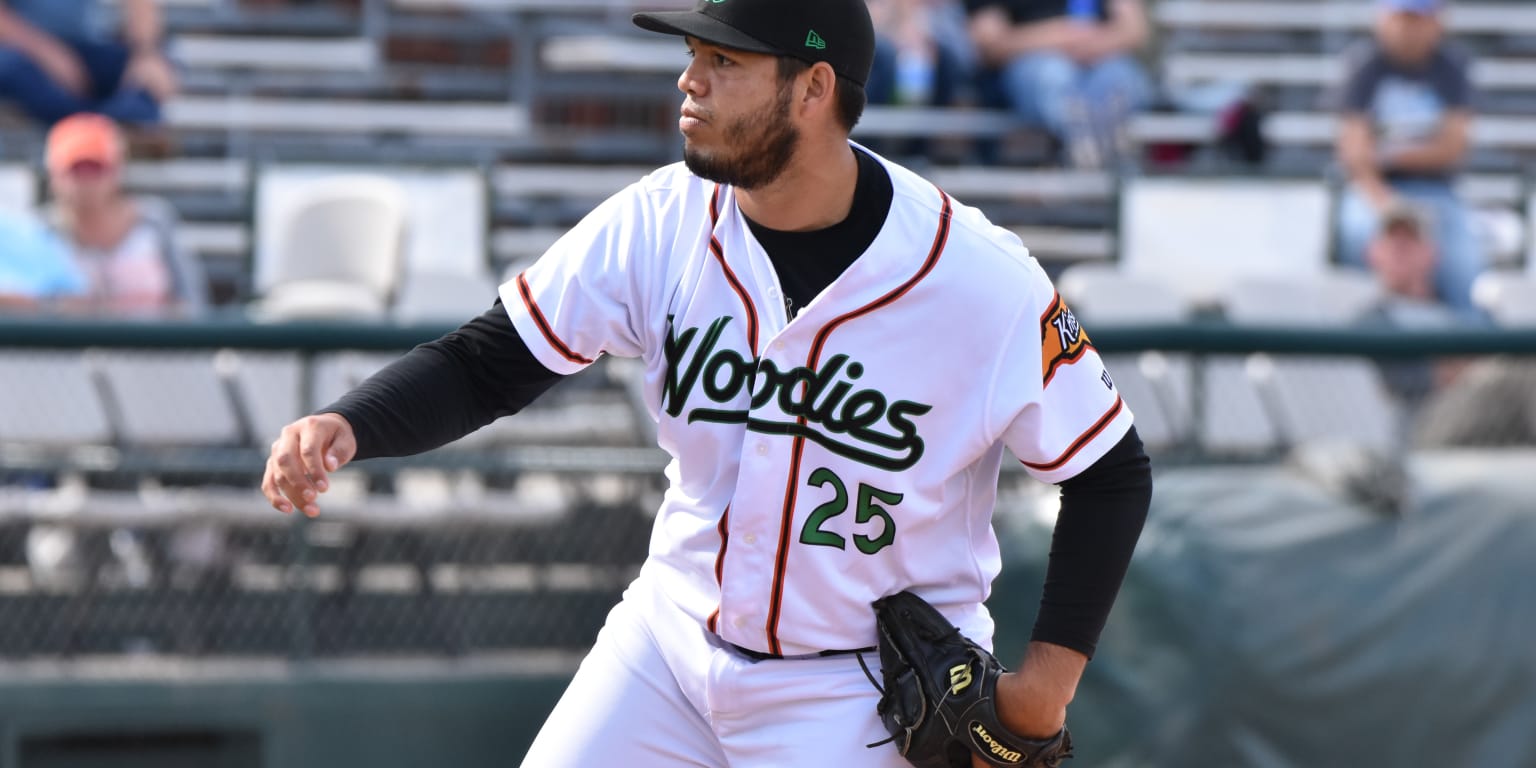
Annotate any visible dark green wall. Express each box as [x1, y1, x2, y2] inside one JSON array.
[[0, 672, 570, 768]]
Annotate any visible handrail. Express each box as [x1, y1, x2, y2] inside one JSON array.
[[1091, 322, 1536, 357], [0, 316, 455, 351], [2, 317, 1535, 357]]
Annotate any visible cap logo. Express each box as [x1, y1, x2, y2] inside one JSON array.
[[805, 29, 826, 50]]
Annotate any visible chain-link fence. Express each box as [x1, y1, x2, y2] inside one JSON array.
[[0, 495, 653, 659]]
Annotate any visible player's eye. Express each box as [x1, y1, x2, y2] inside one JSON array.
[[713, 53, 734, 67]]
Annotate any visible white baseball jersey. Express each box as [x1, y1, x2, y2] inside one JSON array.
[[502, 147, 1132, 657]]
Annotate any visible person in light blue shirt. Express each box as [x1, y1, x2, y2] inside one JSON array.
[[0, 207, 87, 311], [0, 0, 176, 127]]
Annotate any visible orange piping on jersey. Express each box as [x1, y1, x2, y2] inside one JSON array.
[[714, 505, 731, 585], [709, 186, 760, 356], [766, 428, 811, 655], [1021, 395, 1125, 472], [706, 505, 730, 634], [517, 273, 595, 365], [763, 188, 955, 655]]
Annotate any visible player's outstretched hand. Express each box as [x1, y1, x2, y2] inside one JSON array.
[[262, 413, 358, 518]]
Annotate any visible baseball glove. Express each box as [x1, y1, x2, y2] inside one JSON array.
[[863, 591, 1073, 768]]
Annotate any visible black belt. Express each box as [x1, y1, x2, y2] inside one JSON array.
[[728, 642, 876, 661]]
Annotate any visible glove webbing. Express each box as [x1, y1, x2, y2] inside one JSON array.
[[856, 650, 898, 750]]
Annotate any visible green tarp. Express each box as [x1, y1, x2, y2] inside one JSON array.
[[992, 450, 1536, 768]]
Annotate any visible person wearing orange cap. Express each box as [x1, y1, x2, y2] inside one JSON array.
[[0, 0, 175, 127], [41, 113, 205, 317]]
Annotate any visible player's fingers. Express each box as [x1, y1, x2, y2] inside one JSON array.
[[297, 418, 336, 495], [271, 450, 316, 515], [260, 454, 293, 515], [270, 427, 321, 516], [326, 424, 358, 474]]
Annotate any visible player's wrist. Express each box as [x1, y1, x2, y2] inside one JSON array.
[[994, 641, 1086, 737], [1021, 640, 1087, 691], [994, 670, 1070, 740]]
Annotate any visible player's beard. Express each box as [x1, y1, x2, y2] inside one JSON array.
[[683, 81, 799, 191]]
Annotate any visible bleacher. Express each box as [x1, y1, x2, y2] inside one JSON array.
[[4, 1, 1533, 303], [7, 1, 1536, 295], [1158, 2, 1536, 154], [2, 0, 1125, 295]]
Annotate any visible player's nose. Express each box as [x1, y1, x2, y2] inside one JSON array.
[[677, 58, 707, 98]]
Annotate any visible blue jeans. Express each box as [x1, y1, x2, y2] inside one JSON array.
[[867, 2, 978, 109], [868, 37, 972, 108], [0, 37, 161, 126], [1337, 180, 1487, 320], [991, 52, 1150, 150]]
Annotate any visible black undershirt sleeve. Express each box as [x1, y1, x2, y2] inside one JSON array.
[[322, 299, 564, 461], [1029, 425, 1153, 659]]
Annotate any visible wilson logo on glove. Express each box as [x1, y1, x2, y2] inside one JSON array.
[[970, 723, 1024, 764]]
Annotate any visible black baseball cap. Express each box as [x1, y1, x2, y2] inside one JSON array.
[[633, 0, 875, 87]]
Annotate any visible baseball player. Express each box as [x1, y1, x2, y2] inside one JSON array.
[[261, 0, 1153, 765]]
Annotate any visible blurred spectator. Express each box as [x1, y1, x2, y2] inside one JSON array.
[[965, 0, 1152, 167], [0, 0, 176, 128], [867, 0, 977, 108], [1367, 201, 1439, 304], [1354, 202, 1460, 406], [1349, 201, 1532, 447], [0, 205, 84, 312], [1335, 0, 1484, 320], [42, 113, 206, 317]]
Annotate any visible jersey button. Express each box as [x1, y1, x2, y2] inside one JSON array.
[[731, 616, 747, 629], [772, 341, 785, 352], [755, 443, 768, 456], [743, 532, 757, 545]]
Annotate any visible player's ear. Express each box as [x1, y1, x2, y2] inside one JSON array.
[[800, 61, 838, 115]]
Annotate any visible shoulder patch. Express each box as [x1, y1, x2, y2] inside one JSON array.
[[1040, 292, 1092, 387]]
